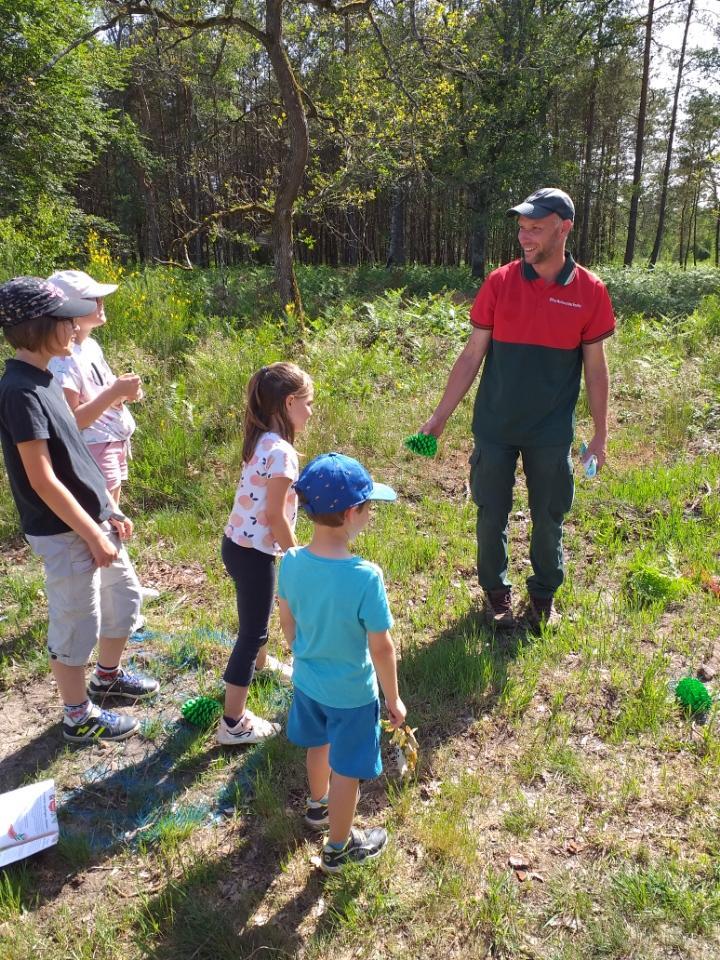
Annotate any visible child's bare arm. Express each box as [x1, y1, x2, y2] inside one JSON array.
[[368, 629, 406, 728], [17, 439, 118, 567], [278, 598, 296, 647], [63, 373, 141, 430], [265, 476, 297, 552]]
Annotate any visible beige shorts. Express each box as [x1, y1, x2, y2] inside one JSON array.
[[26, 524, 141, 667]]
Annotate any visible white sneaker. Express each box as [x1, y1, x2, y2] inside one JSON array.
[[257, 654, 293, 684], [140, 586, 160, 601], [217, 710, 281, 746]]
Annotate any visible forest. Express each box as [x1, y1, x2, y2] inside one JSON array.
[[1, 0, 719, 313]]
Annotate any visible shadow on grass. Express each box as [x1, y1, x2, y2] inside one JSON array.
[[134, 839, 322, 960], [0, 723, 68, 793], [400, 607, 532, 738], [0, 620, 48, 688]]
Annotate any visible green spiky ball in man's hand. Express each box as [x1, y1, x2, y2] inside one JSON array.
[[181, 696, 222, 728], [404, 433, 438, 457]]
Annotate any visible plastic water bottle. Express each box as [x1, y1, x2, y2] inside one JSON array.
[[579, 441, 597, 479]]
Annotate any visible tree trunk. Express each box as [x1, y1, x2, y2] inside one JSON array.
[[624, 0, 654, 266], [386, 184, 406, 266], [265, 0, 307, 319], [469, 179, 492, 280], [649, 0, 694, 266]]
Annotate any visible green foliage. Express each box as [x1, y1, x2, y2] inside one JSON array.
[[0, 0, 126, 210], [602, 265, 720, 319], [624, 552, 692, 609]]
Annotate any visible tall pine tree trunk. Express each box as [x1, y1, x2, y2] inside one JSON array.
[[265, 0, 308, 319], [649, 0, 694, 266], [386, 184, 406, 266], [624, 0, 654, 266]]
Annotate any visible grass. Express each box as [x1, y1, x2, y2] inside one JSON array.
[[1, 264, 720, 958]]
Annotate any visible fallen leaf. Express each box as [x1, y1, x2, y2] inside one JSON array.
[[702, 574, 720, 597]]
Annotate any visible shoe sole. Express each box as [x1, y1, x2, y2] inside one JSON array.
[[88, 684, 160, 702], [486, 612, 516, 631], [319, 840, 388, 874], [217, 726, 280, 746], [63, 724, 138, 743], [304, 814, 330, 830]]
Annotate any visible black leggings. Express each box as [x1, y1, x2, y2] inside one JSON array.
[[221, 535, 276, 687]]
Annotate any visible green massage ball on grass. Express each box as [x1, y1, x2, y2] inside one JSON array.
[[181, 696, 222, 728], [675, 677, 712, 716], [404, 433, 438, 458]]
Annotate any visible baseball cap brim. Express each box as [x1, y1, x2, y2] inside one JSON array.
[[367, 482, 397, 503], [86, 281, 118, 298], [507, 201, 555, 219], [47, 297, 98, 319]]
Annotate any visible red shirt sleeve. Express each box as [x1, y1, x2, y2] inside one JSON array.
[[581, 280, 616, 344], [469, 270, 500, 329]]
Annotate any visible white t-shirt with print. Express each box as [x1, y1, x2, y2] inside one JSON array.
[[225, 432, 299, 556], [49, 337, 136, 445]]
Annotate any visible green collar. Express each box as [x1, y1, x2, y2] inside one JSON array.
[[521, 252, 576, 287]]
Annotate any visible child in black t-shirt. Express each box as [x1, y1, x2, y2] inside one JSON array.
[[0, 277, 159, 742]]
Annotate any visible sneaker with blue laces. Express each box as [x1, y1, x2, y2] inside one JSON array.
[[88, 668, 160, 702], [63, 704, 138, 742]]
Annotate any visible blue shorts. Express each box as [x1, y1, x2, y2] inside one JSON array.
[[288, 687, 382, 780]]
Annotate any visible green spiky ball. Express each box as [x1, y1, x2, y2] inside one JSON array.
[[675, 677, 712, 716], [181, 696, 222, 728], [404, 433, 437, 458]]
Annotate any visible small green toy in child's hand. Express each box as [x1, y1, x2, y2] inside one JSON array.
[[404, 433, 438, 458], [181, 696, 222, 728], [674, 677, 713, 716]]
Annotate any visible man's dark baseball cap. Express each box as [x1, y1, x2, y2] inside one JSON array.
[[0, 276, 97, 328], [508, 188, 575, 222]]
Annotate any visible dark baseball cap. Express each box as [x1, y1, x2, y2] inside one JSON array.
[[508, 188, 575, 222], [295, 452, 397, 515], [0, 276, 97, 328]]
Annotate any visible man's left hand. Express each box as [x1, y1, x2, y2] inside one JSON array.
[[583, 435, 607, 473]]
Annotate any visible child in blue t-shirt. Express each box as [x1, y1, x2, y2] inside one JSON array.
[[277, 452, 406, 873]]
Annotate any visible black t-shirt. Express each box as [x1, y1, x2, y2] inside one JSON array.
[[0, 358, 112, 535]]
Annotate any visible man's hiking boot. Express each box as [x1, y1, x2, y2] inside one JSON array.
[[484, 589, 515, 630], [526, 594, 561, 630]]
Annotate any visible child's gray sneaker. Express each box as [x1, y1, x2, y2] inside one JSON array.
[[320, 827, 388, 873], [88, 668, 160, 701], [63, 704, 138, 742], [304, 796, 329, 830]]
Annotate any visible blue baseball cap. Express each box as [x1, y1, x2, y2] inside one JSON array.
[[295, 452, 397, 515], [508, 188, 575, 222]]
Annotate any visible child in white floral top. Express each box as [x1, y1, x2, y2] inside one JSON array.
[[219, 362, 314, 746]]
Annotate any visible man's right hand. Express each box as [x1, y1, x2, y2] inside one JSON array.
[[88, 531, 119, 567], [419, 412, 447, 438]]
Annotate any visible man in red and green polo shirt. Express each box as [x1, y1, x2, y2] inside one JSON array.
[[421, 188, 614, 629]]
